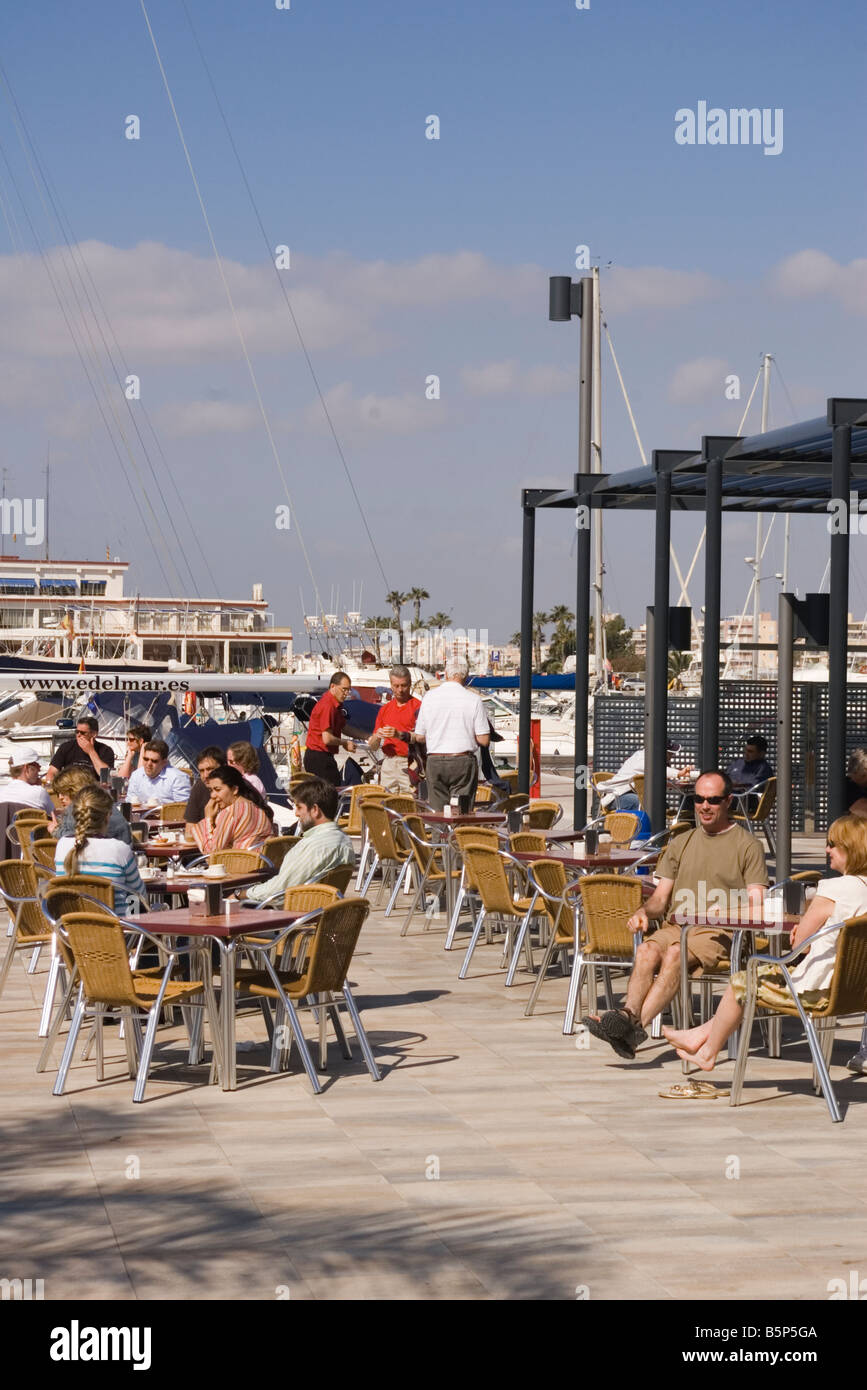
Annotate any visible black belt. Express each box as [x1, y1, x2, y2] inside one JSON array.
[[428, 750, 474, 758]]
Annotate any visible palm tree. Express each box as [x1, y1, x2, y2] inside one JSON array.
[[532, 611, 550, 670], [408, 586, 429, 627], [547, 604, 575, 668], [424, 612, 452, 669], [385, 590, 411, 661]]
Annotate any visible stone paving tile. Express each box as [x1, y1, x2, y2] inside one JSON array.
[[4, 857, 867, 1302]]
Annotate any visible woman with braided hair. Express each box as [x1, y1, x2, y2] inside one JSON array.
[[54, 784, 145, 913]]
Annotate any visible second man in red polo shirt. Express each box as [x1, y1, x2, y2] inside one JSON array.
[[368, 664, 421, 794]]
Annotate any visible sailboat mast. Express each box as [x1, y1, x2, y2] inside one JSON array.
[[591, 265, 604, 682], [753, 353, 772, 677]]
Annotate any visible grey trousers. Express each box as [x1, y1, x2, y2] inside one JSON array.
[[425, 753, 478, 812]]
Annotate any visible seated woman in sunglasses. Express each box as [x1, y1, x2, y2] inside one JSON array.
[[190, 764, 273, 854], [664, 814, 867, 1071]]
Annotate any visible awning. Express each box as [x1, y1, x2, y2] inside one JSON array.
[[0, 578, 36, 589]]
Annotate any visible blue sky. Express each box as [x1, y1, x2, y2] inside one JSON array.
[[0, 0, 865, 641]]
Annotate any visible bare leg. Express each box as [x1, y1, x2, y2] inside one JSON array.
[[637, 944, 683, 1028], [621, 940, 663, 1022], [676, 985, 745, 1071], [662, 1019, 713, 1053]]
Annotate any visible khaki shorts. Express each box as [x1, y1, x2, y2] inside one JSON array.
[[379, 755, 413, 795], [645, 922, 731, 974], [730, 965, 828, 1012]]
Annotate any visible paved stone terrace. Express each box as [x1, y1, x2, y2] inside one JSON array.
[[1, 793, 865, 1301]]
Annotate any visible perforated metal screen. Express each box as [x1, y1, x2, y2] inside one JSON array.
[[593, 683, 821, 831]]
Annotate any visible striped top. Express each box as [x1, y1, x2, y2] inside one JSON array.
[[55, 836, 146, 914], [192, 796, 271, 854]]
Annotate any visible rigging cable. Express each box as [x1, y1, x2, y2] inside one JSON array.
[[139, 0, 327, 622], [178, 0, 392, 596]]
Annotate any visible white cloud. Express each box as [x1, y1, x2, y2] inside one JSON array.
[[302, 382, 447, 436], [156, 399, 263, 437], [602, 265, 723, 313], [768, 250, 867, 314], [462, 360, 574, 397], [667, 356, 729, 404]]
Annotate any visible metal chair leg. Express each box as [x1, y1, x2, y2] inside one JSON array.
[[563, 952, 586, 1035], [524, 934, 559, 1016], [342, 983, 381, 1080], [53, 989, 86, 1096], [38, 947, 63, 1038], [36, 970, 78, 1073], [458, 908, 487, 980]]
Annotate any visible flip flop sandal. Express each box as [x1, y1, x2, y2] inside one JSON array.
[[658, 1081, 730, 1100], [582, 1012, 638, 1060]]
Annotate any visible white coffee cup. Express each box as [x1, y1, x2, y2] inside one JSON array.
[[204, 865, 227, 878]]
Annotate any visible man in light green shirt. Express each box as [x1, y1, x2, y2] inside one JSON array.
[[242, 778, 353, 904]]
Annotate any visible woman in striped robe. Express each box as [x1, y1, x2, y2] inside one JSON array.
[[191, 764, 272, 853]]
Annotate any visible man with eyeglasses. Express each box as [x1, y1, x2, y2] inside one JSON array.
[[585, 769, 767, 1059], [127, 740, 191, 807], [303, 672, 357, 787]]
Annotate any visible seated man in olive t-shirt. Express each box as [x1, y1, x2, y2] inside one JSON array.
[[584, 769, 767, 1059]]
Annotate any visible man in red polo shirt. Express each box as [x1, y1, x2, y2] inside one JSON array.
[[303, 671, 356, 785], [368, 664, 421, 794]]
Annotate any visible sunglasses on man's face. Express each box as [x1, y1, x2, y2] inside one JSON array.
[[695, 794, 727, 805]]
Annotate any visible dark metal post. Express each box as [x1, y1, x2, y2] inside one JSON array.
[[648, 470, 671, 831], [776, 592, 794, 881], [701, 458, 722, 769], [828, 424, 851, 823], [572, 276, 594, 829], [518, 498, 535, 796]]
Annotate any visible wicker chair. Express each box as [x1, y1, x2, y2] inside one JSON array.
[[509, 831, 548, 855], [603, 811, 641, 845], [391, 815, 461, 938], [359, 800, 412, 911], [340, 784, 391, 888], [524, 872, 641, 1032], [242, 883, 340, 955], [382, 794, 417, 818], [206, 849, 271, 874], [630, 774, 645, 808], [52, 910, 220, 1102], [443, 826, 502, 949], [160, 801, 190, 823], [590, 770, 614, 816], [8, 811, 50, 863], [457, 845, 538, 980], [31, 835, 59, 871], [36, 877, 121, 1067], [0, 859, 53, 1004], [732, 777, 777, 854], [261, 835, 299, 874], [310, 863, 355, 895], [506, 856, 582, 992], [521, 800, 563, 831], [730, 913, 867, 1122], [235, 899, 380, 1092]]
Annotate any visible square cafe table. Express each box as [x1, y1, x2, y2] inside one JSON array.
[[120, 904, 303, 1090], [672, 908, 797, 1060]]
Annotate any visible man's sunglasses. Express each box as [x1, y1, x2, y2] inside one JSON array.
[[694, 794, 728, 805]]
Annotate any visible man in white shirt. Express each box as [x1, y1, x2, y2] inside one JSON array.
[[601, 742, 685, 810], [0, 745, 54, 814], [127, 739, 191, 807], [414, 659, 490, 811]]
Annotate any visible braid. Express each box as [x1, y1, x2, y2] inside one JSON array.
[[64, 785, 113, 876]]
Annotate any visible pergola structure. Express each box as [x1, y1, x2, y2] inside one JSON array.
[[518, 397, 867, 873]]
